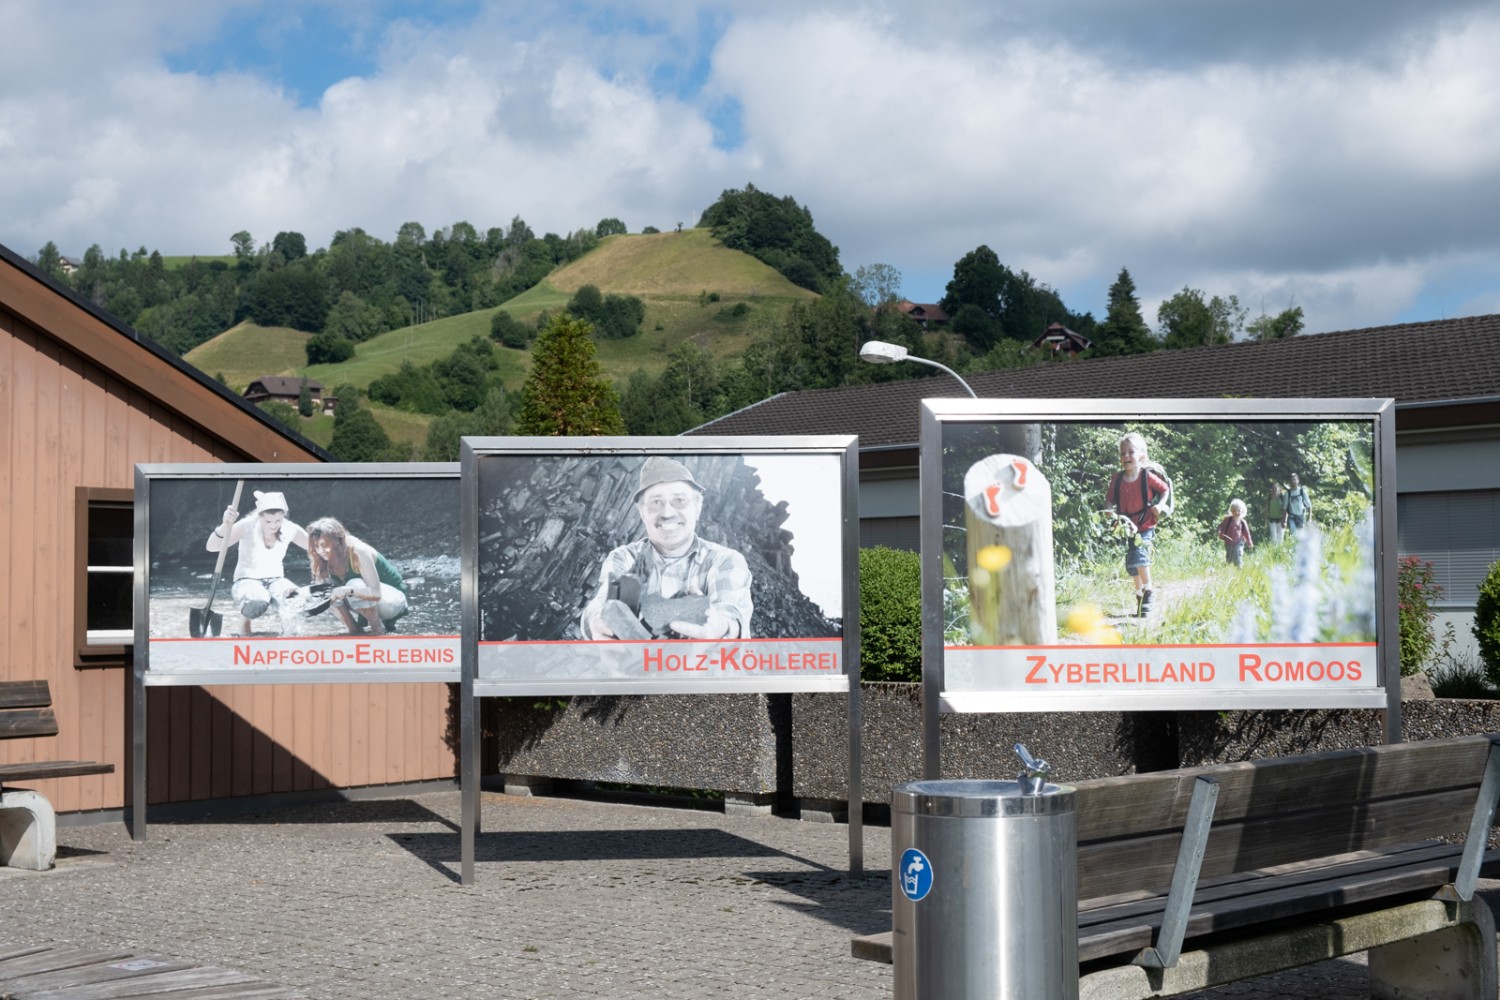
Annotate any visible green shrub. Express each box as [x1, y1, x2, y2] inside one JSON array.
[[1477, 560, 1500, 686], [1397, 556, 1442, 676], [860, 546, 922, 682]]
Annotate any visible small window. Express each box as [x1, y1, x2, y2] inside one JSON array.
[[75, 487, 134, 664], [1397, 489, 1500, 607]]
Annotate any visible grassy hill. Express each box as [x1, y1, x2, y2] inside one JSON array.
[[186, 321, 309, 388], [184, 228, 816, 448]]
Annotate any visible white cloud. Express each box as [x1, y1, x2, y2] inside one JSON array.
[[2, 0, 1497, 332]]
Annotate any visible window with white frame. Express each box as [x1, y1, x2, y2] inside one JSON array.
[[76, 488, 134, 659]]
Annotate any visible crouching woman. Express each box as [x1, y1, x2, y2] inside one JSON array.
[[306, 517, 408, 635]]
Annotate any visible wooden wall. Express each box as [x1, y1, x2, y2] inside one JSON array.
[[0, 300, 454, 816]]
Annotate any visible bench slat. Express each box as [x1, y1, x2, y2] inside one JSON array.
[[1077, 787, 1478, 899], [1079, 841, 1460, 928], [1072, 736, 1497, 841], [1080, 857, 1457, 962], [0, 707, 59, 739], [0, 760, 115, 783], [0, 680, 51, 711]]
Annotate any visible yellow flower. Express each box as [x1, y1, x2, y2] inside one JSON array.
[[976, 545, 1012, 572]]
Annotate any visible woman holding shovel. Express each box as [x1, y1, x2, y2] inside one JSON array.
[[205, 490, 309, 636]]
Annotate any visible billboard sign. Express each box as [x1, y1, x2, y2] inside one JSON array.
[[137, 464, 460, 684], [921, 399, 1396, 712], [462, 437, 857, 696]]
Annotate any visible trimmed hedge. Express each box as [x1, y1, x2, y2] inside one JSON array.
[[860, 546, 922, 682]]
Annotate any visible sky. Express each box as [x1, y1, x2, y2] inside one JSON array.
[[4, 0, 1499, 333]]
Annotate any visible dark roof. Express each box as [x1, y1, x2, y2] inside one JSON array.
[[247, 376, 324, 396], [691, 313, 1500, 448], [898, 300, 950, 322]]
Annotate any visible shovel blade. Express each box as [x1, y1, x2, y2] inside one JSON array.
[[189, 607, 223, 638]]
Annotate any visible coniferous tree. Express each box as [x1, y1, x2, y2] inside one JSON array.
[[517, 314, 625, 436], [1091, 268, 1158, 356]]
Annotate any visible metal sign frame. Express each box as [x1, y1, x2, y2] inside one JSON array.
[[919, 398, 1399, 777], [131, 462, 460, 838], [459, 436, 862, 884]]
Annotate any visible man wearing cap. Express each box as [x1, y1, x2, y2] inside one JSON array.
[[580, 456, 753, 640], [206, 490, 309, 636]]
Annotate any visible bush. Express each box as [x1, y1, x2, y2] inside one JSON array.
[[1477, 560, 1500, 686], [490, 310, 532, 349], [860, 546, 922, 682], [306, 331, 355, 364], [1397, 556, 1442, 676]]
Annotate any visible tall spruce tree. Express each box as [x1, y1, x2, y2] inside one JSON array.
[[1092, 268, 1158, 356], [517, 314, 626, 436]]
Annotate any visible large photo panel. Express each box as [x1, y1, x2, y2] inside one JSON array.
[[463, 437, 856, 695], [139, 464, 460, 684], [921, 399, 1395, 712]]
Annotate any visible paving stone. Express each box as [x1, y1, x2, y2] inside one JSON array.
[[5, 791, 1496, 999]]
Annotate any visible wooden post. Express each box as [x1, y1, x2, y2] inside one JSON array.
[[963, 454, 1057, 646]]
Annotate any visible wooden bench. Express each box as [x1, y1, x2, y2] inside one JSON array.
[[0, 680, 114, 871], [853, 735, 1500, 1000]]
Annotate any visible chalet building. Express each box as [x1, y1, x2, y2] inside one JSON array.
[[692, 314, 1500, 659], [244, 375, 335, 415], [895, 299, 950, 328], [1032, 321, 1093, 357], [0, 244, 453, 823]]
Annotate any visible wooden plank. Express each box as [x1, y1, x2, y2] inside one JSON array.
[[1077, 857, 1461, 962], [0, 946, 133, 979], [0, 955, 193, 992], [1077, 787, 1479, 899], [168, 686, 193, 803], [208, 686, 234, 800], [0, 708, 59, 739], [1079, 841, 1461, 926], [0, 760, 114, 782], [1072, 736, 1498, 841], [271, 684, 293, 792], [22, 966, 264, 1000], [190, 688, 214, 801], [0, 681, 51, 710]]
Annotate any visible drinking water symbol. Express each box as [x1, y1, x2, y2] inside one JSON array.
[[899, 847, 933, 902]]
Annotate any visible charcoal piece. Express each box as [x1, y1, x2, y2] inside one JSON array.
[[600, 599, 652, 640], [640, 594, 710, 636]]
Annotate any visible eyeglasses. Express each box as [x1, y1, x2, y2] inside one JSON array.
[[640, 494, 696, 513]]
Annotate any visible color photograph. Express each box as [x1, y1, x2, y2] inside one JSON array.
[[940, 418, 1378, 648]]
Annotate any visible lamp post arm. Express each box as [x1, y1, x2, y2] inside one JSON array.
[[908, 357, 978, 398]]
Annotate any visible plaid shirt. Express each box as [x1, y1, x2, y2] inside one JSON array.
[[580, 536, 754, 639]]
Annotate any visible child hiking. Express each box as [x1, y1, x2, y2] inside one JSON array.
[[1106, 432, 1172, 617], [1217, 499, 1255, 566]]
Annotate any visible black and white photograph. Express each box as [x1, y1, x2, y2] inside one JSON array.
[[476, 451, 842, 643], [143, 468, 461, 677]]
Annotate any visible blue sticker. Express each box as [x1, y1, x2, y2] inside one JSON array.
[[899, 847, 933, 902]]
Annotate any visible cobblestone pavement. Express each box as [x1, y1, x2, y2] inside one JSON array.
[[2, 791, 1488, 999]]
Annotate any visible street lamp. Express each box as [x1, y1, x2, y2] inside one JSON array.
[[858, 340, 978, 398]]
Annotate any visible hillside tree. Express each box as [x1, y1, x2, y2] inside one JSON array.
[[1157, 288, 1246, 348], [517, 314, 626, 435], [1090, 268, 1158, 356]]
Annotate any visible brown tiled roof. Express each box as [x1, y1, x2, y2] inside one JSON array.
[[246, 375, 323, 397], [690, 314, 1500, 447]]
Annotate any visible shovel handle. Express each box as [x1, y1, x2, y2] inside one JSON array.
[[201, 479, 245, 609]]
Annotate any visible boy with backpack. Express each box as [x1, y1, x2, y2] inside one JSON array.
[[1107, 432, 1172, 617]]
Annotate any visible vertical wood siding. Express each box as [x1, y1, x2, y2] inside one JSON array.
[[1, 307, 455, 815]]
